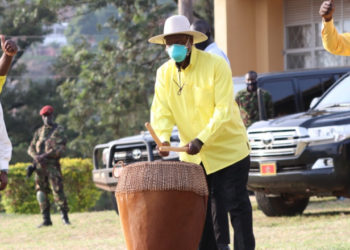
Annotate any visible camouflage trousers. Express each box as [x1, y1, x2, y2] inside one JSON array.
[[35, 161, 69, 214]]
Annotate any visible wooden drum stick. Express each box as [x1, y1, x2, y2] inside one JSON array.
[[158, 146, 189, 152], [145, 122, 162, 147]]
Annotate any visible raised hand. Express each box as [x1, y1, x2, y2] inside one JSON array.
[[319, 0, 334, 22], [1, 35, 18, 57]]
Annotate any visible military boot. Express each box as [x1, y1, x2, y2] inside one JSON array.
[[61, 210, 71, 225], [37, 210, 52, 228]]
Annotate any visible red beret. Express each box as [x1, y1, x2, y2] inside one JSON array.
[[39, 105, 54, 116]]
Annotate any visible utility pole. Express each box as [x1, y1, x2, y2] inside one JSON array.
[[178, 0, 193, 23]]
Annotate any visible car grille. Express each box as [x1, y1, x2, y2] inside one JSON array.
[[112, 143, 162, 165], [248, 127, 308, 158]]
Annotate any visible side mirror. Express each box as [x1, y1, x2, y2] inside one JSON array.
[[309, 97, 319, 109]]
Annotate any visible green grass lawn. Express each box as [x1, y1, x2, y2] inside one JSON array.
[[1, 197, 350, 249]]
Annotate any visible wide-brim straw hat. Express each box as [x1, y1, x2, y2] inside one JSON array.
[[149, 15, 208, 45]]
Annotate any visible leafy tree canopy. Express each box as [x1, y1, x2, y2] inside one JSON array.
[[54, 0, 176, 157], [1, 0, 214, 161], [0, 1, 61, 163]]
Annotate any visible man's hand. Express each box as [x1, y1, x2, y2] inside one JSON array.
[[0, 170, 8, 191], [157, 141, 170, 157], [186, 138, 203, 155], [35, 153, 47, 163], [320, 0, 334, 22], [1, 35, 18, 56]]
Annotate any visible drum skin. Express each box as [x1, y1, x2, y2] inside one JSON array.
[[115, 161, 208, 250]]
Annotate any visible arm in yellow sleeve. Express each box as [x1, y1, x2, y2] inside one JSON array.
[[0, 76, 6, 94], [150, 68, 175, 143], [322, 19, 350, 56], [197, 59, 233, 144]]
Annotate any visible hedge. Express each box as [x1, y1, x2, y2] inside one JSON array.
[[0, 158, 101, 214]]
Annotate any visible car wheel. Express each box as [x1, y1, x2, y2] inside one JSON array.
[[255, 191, 309, 217]]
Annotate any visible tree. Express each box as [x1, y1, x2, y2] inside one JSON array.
[[174, 0, 214, 28], [193, 0, 214, 28], [0, 1, 62, 163], [53, 1, 176, 157]]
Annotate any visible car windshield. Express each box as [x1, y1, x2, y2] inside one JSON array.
[[315, 74, 350, 110]]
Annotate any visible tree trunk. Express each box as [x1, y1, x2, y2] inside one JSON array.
[[178, 0, 193, 23]]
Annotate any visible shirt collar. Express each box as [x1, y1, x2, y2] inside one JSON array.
[[170, 46, 199, 71], [184, 46, 198, 71], [44, 123, 57, 129], [205, 42, 216, 51]]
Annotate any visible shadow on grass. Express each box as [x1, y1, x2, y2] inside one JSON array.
[[303, 210, 350, 217]]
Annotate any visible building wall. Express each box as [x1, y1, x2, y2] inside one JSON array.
[[214, 0, 284, 76]]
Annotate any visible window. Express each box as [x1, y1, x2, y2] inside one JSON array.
[[261, 79, 297, 117], [284, 0, 350, 70], [298, 78, 323, 110]]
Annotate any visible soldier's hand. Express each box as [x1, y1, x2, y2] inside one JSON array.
[[0, 171, 8, 191], [35, 154, 46, 163], [319, 0, 334, 22], [185, 138, 203, 155], [157, 141, 170, 157]]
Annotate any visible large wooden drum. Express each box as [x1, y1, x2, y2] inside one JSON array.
[[115, 161, 208, 250]]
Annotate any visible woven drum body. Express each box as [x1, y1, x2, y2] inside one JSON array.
[[115, 161, 208, 250]]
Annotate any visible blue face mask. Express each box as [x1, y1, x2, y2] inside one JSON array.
[[167, 44, 188, 63]]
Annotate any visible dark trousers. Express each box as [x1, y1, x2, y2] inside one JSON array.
[[211, 191, 230, 245], [199, 156, 255, 250]]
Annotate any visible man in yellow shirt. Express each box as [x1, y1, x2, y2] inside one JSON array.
[[0, 35, 18, 191], [149, 15, 255, 250], [320, 0, 350, 55]]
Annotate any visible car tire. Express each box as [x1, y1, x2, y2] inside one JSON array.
[[111, 192, 119, 215], [255, 191, 309, 217]]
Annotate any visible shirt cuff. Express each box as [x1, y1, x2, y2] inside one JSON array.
[[0, 159, 9, 171], [322, 18, 333, 29], [197, 130, 210, 145]]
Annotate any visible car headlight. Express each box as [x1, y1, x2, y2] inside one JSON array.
[[102, 148, 109, 165], [308, 125, 350, 142], [132, 148, 142, 160]]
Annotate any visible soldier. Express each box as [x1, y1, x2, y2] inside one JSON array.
[[27, 105, 70, 227], [235, 70, 274, 128]]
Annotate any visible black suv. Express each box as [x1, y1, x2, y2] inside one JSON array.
[[251, 67, 350, 117], [248, 72, 350, 216], [92, 67, 350, 212]]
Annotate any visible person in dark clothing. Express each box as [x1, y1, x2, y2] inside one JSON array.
[[191, 18, 231, 250]]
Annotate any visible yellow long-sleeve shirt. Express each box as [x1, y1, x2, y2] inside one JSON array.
[[151, 47, 250, 174], [322, 19, 350, 56]]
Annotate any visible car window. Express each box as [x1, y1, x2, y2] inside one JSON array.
[[298, 73, 346, 110], [316, 75, 350, 109], [260, 79, 297, 117], [298, 78, 323, 111]]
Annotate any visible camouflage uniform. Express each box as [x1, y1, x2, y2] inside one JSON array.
[[27, 123, 69, 214], [235, 88, 274, 127]]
